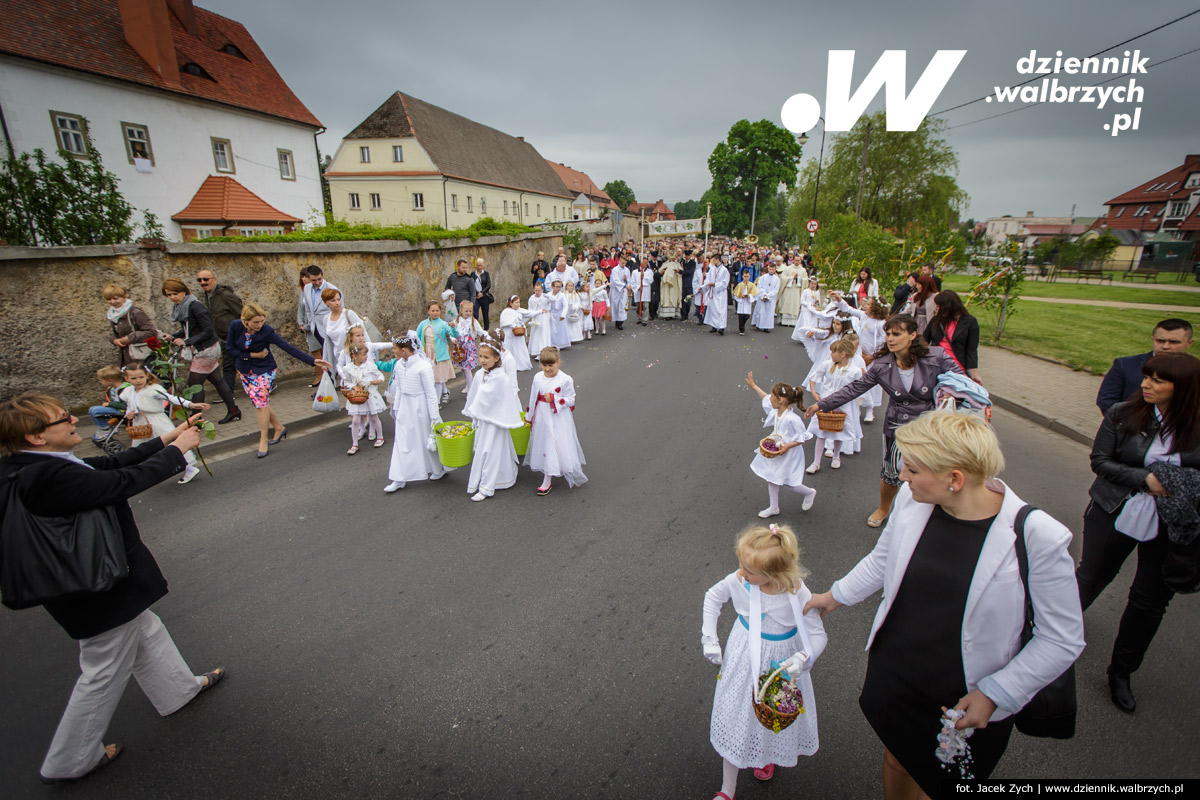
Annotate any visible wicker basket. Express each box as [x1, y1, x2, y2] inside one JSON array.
[[759, 435, 784, 458], [512, 326, 526, 337], [127, 423, 154, 440], [449, 340, 467, 364], [344, 386, 370, 405], [433, 421, 474, 467], [751, 686, 803, 734], [510, 412, 530, 456], [817, 411, 846, 432]]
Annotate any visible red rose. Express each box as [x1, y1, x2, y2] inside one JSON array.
[[559, 399, 565, 405], [555, 387, 561, 393], [145, 336, 161, 350]]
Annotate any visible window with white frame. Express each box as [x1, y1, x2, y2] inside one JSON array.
[[413, 193, 424, 210], [1169, 201, 1189, 217], [392, 145, 404, 162], [1134, 205, 1150, 217], [480, 197, 486, 214], [51, 111, 87, 155], [1187, 174, 1200, 188], [278, 149, 295, 180], [359, 146, 371, 163], [121, 122, 153, 164], [451, 194, 458, 211], [349, 193, 361, 210], [211, 138, 234, 172], [503, 200, 509, 215], [1113, 207, 1125, 218], [467, 196, 473, 213], [370, 193, 381, 210]]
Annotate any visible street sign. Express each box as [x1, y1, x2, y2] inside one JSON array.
[[806, 219, 819, 234]]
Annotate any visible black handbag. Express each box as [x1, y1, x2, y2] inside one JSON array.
[[1162, 535, 1200, 594], [0, 474, 129, 610], [1011, 504, 1078, 739]]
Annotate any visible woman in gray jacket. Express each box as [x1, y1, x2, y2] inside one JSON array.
[[805, 314, 962, 527]]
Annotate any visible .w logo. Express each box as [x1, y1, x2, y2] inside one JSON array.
[[781, 50, 967, 133]]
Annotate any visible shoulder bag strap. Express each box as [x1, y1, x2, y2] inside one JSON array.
[[1012, 504, 1038, 646]]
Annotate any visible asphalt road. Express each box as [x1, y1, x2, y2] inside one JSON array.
[[2, 318, 1197, 799]]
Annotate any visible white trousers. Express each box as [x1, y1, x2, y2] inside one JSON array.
[[40, 610, 203, 779]]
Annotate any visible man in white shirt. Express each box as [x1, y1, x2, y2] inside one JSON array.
[[550, 256, 579, 292]]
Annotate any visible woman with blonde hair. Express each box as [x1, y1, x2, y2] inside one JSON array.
[[102, 284, 157, 367], [807, 410, 1084, 799]]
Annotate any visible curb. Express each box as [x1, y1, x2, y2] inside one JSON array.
[[987, 391, 1094, 447]]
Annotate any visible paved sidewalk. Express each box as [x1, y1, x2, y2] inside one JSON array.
[[1022, 296, 1199, 314], [979, 346, 1102, 445]]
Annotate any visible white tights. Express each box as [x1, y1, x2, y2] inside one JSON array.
[[721, 758, 739, 797], [351, 414, 383, 444], [462, 366, 474, 393], [767, 480, 815, 509], [435, 382, 447, 398], [815, 437, 843, 458]]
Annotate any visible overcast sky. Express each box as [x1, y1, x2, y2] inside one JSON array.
[[201, 0, 1200, 221]]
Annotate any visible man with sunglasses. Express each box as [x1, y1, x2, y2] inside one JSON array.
[[0, 394, 224, 783], [196, 270, 243, 399]]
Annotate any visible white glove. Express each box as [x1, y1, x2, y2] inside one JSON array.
[[781, 651, 811, 676], [702, 638, 723, 666]]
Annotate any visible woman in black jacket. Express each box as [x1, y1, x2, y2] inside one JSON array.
[[1076, 353, 1200, 712], [923, 290, 982, 383], [163, 279, 240, 424]]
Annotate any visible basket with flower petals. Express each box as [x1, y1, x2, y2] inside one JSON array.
[[752, 664, 805, 733], [758, 435, 784, 459], [344, 385, 370, 405]]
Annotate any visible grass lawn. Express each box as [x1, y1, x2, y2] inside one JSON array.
[[941, 273, 1200, 308], [973, 302, 1200, 374]]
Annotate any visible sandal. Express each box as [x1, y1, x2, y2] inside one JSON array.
[[40, 744, 123, 784], [711, 794, 733, 800], [536, 484, 552, 496], [374, 438, 386, 448], [347, 445, 359, 455], [753, 763, 775, 781], [867, 513, 888, 528], [198, 667, 225, 693]]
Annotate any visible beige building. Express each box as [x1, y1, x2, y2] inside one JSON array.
[[326, 92, 575, 228]]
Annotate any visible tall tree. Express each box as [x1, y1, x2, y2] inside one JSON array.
[[788, 111, 967, 240], [604, 179, 636, 213], [673, 198, 703, 220], [706, 119, 802, 237]]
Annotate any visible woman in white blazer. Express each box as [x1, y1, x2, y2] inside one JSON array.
[[807, 410, 1084, 799]]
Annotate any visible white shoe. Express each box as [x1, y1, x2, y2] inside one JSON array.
[[177, 465, 199, 484], [831, 458, 841, 469], [824, 449, 834, 459], [806, 463, 820, 474], [758, 506, 781, 519], [471, 492, 487, 502], [461, 386, 469, 394], [429, 472, 446, 481], [863, 410, 875, 423], [802, 489, 817, 511], [384, 481, 405, 493]]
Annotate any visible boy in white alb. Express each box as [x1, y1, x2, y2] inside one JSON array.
[[383, 337, 446, 493], [524, 346, 586, 495]]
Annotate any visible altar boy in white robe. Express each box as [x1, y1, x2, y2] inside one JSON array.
[[384, 336, 446, 493], [703, 254, 730, 335], [751, 261, 781, 332]]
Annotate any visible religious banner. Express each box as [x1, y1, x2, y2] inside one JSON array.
[[646, 218, 708, 237]]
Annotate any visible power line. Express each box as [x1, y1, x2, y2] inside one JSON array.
[[944, 45, 1200, 131], [930, 8, 1200, 116]]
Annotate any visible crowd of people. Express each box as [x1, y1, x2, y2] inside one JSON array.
[[3, 236, 1196, 797]]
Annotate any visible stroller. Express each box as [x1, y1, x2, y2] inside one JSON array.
[[93, 414, 130, 456]]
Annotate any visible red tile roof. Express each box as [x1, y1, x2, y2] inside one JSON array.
[[545, 161, 618, 209], [627, 200, 675, 220], [172, 175, 301, 223], [1105, 154, 1200, 205], [0, 0, 321, 128]]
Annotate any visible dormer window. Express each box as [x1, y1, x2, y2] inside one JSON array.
[[219, 43, 248, 60], [180, 62, 214, 81]]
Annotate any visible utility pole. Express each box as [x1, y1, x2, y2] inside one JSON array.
[[750, 183, 759, 238], [855, 122, 872, 221]]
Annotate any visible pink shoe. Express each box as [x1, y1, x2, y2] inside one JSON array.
[[753, 763, 775, 781], [711, 794, 734, 800]]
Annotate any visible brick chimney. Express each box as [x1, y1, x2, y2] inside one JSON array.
[[166, 0, 198, 35], [118, 0, 180, 86]]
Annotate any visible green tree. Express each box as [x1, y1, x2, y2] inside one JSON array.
[[673, 199, 703, 220], [788, 111, 967, 240], [706, 119, 802, 237], [604, 179, 636, 213], [0, 117, 144, 246]]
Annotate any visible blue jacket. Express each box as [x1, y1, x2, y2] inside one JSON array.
[[226, 320, 315, 375], [1097, 351, 1151, 414]]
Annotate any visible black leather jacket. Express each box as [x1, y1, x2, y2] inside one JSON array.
[[1089, 403, 1200, 513]]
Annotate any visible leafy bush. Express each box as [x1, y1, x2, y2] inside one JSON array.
[[197, 217, 537, 245]]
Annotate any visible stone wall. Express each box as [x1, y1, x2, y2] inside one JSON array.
[[0, 231, 562, 410]]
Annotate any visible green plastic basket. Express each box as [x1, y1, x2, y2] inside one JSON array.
[[433, 421, 474, 467], [511, 412, 530, 456]]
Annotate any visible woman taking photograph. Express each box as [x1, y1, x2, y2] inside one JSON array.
[[163, 279, 240, 424], [923, 290, 982, 384], [1076, 353, 1200, 712], [103, 284, 157, 368], [226, 303, 332, 458], [807, 410, 1084, 799], [805, 314, 962, 527]]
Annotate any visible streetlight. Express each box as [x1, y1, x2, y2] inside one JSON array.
[[745, 184, 759, 239], [798, 117, 826, 246]]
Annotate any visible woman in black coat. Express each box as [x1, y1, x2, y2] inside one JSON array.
[[162, 279, 240, 424], [1076, 353, 1200, 712], [922, 290, 982, 383]]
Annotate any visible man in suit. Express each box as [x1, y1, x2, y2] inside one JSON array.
[[1097, 318, 1194, 413], [920, 262, 943, 291], [530, 252, 550, 285], [472, 257, 494, 328], [680, 251, 697, 321], [0, 394, 223, 783], [302, 266, 339, 383]]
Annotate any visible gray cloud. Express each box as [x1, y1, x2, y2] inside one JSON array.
[[202, 0, 1200, 221]]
